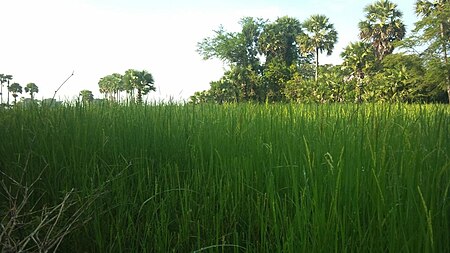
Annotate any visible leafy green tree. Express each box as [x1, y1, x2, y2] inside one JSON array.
[[359, 0, 406, 61], [284, 74, 318, 103], [369, 53, 444, 102], [24, 83, 39, 100], [79, 89, 94, 104], [317, 65, 354, 102], [371, 64, 410, 102], [260, 59, 292, 102], [190, 90, 214, 104], [414, 0, 450, 102], [190, 69, 246, 104], [340, 42, 376, 102], [123, 69, 155, 104], [197, 16, 309, 103], [259, 16, 303, 66], [297, 14, 338, 81], [258, 17, 304, 102], [198, 17, 265, 68], [229, 66, 262, 101], [209, 76, 240, 103], [284, 64, 354, 103], [423, 58, 450, 102], [8, 82, 22, 104], [197, 17, 265, 101]]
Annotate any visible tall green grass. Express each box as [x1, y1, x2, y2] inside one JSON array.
[[0, 103, 449, 252]]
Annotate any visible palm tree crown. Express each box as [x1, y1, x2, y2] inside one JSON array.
[[24, 83, 39, 100], [341, 41, 376, 102], [79, 89, 94, 104], [8, 82, 22, 104], [358, 0, 406, 60], [298, 14, 338, 81], [341, 42, 375, 80], [124, 69, 155, 103]]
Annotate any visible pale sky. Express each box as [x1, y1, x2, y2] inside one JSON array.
[[0, 0, 417, 102]]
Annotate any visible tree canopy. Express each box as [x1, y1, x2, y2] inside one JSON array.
[[2, 0, 449, 105], [358, 0, 406, 61], [413, 0, 450, 102], [8, 82, 22, 104], [192, 0, 448, 104], [298, 14, 338, 81], [79, 89, 94, 104], [98, 69, 155, 103], [24, 83, 39, 100]]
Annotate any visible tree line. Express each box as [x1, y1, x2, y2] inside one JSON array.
[[190, 0, 450, 104], [81, 69, 156, 105], [0, 68, 156, 106], [0, 74, 39, 105], [0, 74, 99, 106], [97, 69, 155, 104], [80, 69, 156, 104]]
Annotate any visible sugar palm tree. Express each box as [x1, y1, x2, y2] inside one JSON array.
[[359, 0, 406, 61], [8, 82, 22, 104], [123, 69, 155, 104], [135, 70, 155, 103], [79, 89, 94, 104], [98, 76, 110, 99], [123, 69, 137, 102], [24, 83, 39, 100], [297, 14, 338, 81], [341, 41, 376, 102]]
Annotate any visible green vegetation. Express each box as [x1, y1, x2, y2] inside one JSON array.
[[0, 67, 156, 108], [0, 74, 13, 106], [192, 0, 449, 104], [298, 14, 338, 82], [8, 82, 23, 105], [1, 103, 449, 252], [0, 74, 41, 107], [24, 82, 39, 101], [98, 69, 155, 103], [79, 89, 95, 104], [1, 1, 449, 251], [2, 1, 448, 105]]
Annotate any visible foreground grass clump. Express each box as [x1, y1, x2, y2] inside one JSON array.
[[0, 103, 449, 252]]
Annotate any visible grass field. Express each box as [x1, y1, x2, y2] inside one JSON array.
[[1, 103, 449, 252]]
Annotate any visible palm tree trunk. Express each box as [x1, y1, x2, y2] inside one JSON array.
[[440, 22, 450, 103], [137, 89, 142, 104], [357, 71, 365, 103], [7, 81, 10, 106], [315, 46, 319, 82]]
